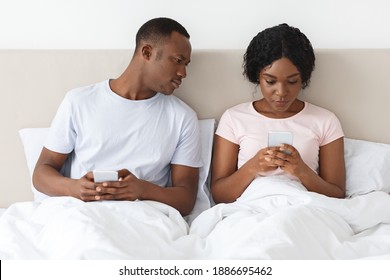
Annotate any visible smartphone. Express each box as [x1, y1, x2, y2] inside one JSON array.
[[268, 131, 293, 147], [92, 170, 118, 183]]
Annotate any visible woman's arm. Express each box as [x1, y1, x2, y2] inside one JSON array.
[[211, 135, 277, 203], [277, 137, 346, 198], [211, 133, 346, 203], [308, 137, 346, 197]]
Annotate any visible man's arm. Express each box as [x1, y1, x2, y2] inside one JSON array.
[[94, 165, 199, 216], [34, 148, 199, 215], [140, 164, 199, 216], [33, 147, 97, 200]]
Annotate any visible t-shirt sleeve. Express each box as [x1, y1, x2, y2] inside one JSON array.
[[44, 92, 76, 154], [215, 109, 239, 144], [320, 112, 344, 146], [171, 112, 202, 168]]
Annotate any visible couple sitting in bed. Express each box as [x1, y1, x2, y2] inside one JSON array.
[[33, 17, 345, 218]]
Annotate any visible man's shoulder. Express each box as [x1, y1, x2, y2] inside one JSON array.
[[65, 80, 107, 101], [162, 94, 197, 115], [164, 94, 189, 106]]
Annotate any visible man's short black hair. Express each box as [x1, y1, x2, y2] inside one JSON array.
[[135, 17, 190, 50]]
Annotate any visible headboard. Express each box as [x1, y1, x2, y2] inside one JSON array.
[[1, 49, 390, 207]]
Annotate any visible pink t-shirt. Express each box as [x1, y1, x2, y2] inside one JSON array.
[[216, 101, 344, 178]]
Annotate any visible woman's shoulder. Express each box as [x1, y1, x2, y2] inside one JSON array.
[[304, 102, 337, 117], [224, 101, 253, 113], [302, 102, 342, 129]]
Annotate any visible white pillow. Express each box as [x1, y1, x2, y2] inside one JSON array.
[[19, 128, 51, 201], [19, 119, 215, 218], [344, 138, 390, 197], [185, 119, 215, 223]]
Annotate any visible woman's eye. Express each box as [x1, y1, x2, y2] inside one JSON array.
[[266, 80, 276, 85], [288, 80, 298, 84]]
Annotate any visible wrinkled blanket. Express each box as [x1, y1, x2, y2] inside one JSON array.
[[186, 176, 390, 259], [1, 176, 390, 259], [0, 197, 188, 259]]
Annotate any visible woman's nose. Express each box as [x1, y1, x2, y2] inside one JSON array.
[[275, 83, 288, 96]]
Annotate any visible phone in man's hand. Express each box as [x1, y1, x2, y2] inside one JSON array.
[[92, 170, 118, 183]]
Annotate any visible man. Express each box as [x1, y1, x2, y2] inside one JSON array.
[[33, 17, 201, 216]]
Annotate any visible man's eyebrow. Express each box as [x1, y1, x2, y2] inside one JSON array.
[[177, 54, 191, 64]]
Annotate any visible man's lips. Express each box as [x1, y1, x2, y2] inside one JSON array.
[[172, 79, 181, 89]]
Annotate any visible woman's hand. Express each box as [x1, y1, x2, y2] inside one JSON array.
[[247, 147, 280, 176], [264, 144, 310, 177]]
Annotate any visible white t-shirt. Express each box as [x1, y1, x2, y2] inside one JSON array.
[[45, 80, 202, 187], [216, 101, 344, 177]]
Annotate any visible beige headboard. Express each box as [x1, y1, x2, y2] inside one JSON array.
[[1, 49, 390, 207]]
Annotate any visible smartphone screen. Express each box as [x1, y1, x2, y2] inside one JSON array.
[[268, 131, 293, 147], [93, 170, 118, 183]]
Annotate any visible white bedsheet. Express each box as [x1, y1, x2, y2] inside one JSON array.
[[187, 176, 390, 259], [0, 208, 5, 217], [1, 176, 390, 259], [0, 197, 189, 259]]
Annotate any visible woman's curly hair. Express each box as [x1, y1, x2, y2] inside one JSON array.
[[243, 23, 315, 89]]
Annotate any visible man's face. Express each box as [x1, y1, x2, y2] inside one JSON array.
[[146, 31, 192, 95]]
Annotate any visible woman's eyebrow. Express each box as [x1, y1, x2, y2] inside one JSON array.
[[262, 73, 300, 78], [287, 73, 301, 78]]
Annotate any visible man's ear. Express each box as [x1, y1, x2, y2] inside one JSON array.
[[141, 45, 152, 60]]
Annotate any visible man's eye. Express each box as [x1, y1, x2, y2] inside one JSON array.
[[288, 80, 298, 84], [174, 58, 182, 64]]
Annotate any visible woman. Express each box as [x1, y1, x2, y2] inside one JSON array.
[[211, 23, 345, 203]]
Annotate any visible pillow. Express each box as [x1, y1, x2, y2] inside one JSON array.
[[19, 119, 216, 219], [19, 128, 51, 202], [185, 118, 215, 223], [344, 138, 390, 197]]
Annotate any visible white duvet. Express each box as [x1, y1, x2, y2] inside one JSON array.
[[1, 175, 390, 259], [0, 198, 189, 259], [186, 176, 390, 259]]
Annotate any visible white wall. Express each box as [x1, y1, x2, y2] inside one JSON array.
[[0, 0, 389, 49]]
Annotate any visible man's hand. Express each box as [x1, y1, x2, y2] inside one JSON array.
[[68, 172, 100, 201], [92, 169, 143, 201]]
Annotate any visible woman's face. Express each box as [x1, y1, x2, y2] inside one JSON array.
[[259, 57, 302, 114]]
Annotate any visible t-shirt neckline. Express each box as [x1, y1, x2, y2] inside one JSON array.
[[250, 100, 307, 120]]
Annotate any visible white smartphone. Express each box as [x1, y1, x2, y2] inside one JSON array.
[[268, 131, 293, 147], [92, 170, 118, 183]]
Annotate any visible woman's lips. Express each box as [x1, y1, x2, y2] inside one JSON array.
[[274, 100, 289, 107]]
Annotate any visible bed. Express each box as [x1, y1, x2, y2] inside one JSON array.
[[1, 49, 390, 259]]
